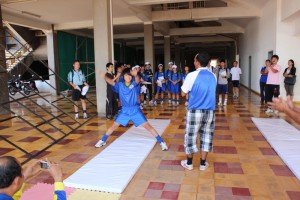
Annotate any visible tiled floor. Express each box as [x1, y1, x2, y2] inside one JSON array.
[[0, 88, 300, 199]]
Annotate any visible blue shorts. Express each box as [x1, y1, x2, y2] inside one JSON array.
[[136, 83, 141, 95], [156, 84, 166, 93], [115, 107, 147, 127], [218, 84, 228, 94], [171, 83, 180, 94]]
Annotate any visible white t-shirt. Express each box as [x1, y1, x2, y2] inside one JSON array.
[[230, 67, 242, 81]]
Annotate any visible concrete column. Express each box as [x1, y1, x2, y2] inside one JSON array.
[[0, 6, 10, 115], [164, 36, 170, 70], [94, 0, 114, 115], [45, 30, 57, 95], [144, 22, 154, 69], [175, 43, 181, 67]]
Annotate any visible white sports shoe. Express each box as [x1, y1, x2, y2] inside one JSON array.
[[160, 100, 164, 105], [218, 101, 222, 106], [75, 113, 79, 119], [199, 162, 209, 171], [95, 140, 106, 148], [168, 99, 171, 104], [265, 108, 273, 114], [149, 100, 154, 106], [83, 112, 88, 119], [154, 101, 157, 106], [160, 142, 168, 151], [223, 101, 227, 106], [172, 101, 176, 106], [181, 160, 193, 170], [184, 101, 188, 106], [176, 101, 179, 106], [140, 105, 144, 110]]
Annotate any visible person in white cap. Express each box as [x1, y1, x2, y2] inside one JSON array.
[[68, 60, 89, 119], [166, 62, 174, 104], [169, 65, 182, 106], [144, 62, 154, 105], [154, 64, 166, 105]]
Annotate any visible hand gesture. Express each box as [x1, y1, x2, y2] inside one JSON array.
[[46, 158, 63, 182], [23, 160, 41, 181], [268, 97, 287, 112]]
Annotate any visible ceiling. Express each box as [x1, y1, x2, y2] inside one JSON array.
[[1, 0, 269, 48]]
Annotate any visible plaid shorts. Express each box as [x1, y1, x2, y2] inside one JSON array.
[[184, 109, 215, 154]]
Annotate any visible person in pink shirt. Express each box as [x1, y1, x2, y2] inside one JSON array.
[[265, 55, 281, 116]]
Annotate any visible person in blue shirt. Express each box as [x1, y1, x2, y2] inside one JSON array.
[[182, 66, 190, 106], [95, 67, 168, 151], [169, 65, 182, 106], [0, 157, 66, 200], [154, 64, 166, 105], [260, 60, 270, 105], [166, 62, 173, 104], [180, 52, 217, 171], [68, 60, 89, 119]]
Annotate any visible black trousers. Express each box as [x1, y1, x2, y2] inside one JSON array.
[[260, 82, 266, 103], [147, 84, 153, 101], [265, 84, 280, 103], [106, 89, 118, 118]]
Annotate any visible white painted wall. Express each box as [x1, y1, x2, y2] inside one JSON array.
[[239, 0, 277, 93], [276, 0, 300, 101]]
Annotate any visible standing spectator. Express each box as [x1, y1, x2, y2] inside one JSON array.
[[139, 65, 147, 107], [68, 60, 89, 119], [169, 65, 182, 106], [144, 62, 154, 106], [105, 62, 118, 120], [182, 66, 190, 106], [260, 60, 270, 105], [154, 64, 166, 105], [217, 60, 230, 106], [180, 52, 217, 171], [230, 61, 242, 99], [0, 157, 66, 200], [265, 55, 281, 115], [166, 62, 174, 104], [283, 59, 296, 101], [207, 60, 217, 75]]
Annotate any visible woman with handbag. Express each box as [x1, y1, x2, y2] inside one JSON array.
[[283, 59, 296, 101]]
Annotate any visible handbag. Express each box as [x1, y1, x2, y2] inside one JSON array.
[[284, 75, 296, 85]]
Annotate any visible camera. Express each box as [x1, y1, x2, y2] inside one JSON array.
[[40, 160, 49, 169]]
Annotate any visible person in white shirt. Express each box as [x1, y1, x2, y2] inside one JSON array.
[[230, 61, 242, 98]]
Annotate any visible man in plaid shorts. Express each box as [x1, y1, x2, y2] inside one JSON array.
[[180, 52, 217, 171]]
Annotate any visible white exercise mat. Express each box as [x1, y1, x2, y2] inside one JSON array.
[[252, 118, 300, 180], [64, 119, 170, 193]]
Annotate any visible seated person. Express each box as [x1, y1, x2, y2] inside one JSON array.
[[0, 157, 66, 200]]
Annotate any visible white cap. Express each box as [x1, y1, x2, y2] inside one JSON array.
[[168, 62, 173, 65], [158, 64, 163, 67], [172, 65, 177, 69], [145, 62, 150, 65], [132, 65, 140, 70]]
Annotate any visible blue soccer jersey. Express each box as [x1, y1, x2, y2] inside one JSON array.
[[112, 81, 139, 108], [187, 69, 217, 110]]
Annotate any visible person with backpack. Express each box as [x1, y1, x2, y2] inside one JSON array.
[[217, 60, 230, 106], [154, 64, 166, 105], [68, 60, 89, 119]]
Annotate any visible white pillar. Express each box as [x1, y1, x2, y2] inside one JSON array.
[[45, 31, 57, 95], [144, 22, 154, 68], [164, 35, 170, 70], [94, 0, 114, 115]]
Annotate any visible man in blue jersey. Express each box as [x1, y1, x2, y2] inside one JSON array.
[[95, 67, 168, 151], [154, 64, 166, 105], [166, 62, 173, 104], [260, 60, 270, 105], [180, 52, 217, 171]]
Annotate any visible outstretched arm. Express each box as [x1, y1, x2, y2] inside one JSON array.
[[99, 71, 116, 86], [131, 68, 140, 84]]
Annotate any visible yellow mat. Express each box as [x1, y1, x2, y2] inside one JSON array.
[[68, 189, 121, 200]]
